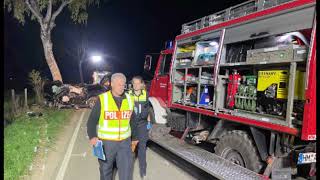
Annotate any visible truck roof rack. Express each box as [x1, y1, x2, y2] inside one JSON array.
[[181, 0, 293, 34]]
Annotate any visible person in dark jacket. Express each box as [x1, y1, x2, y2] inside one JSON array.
[[129, 76, 151, 180], [87, 73, 134, 180]]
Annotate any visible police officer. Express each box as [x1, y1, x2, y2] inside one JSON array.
[[87, 73, 134, 180], [129, 76, 152, 179]]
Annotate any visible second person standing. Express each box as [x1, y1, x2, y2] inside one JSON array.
[[129, 76, 152, 180]]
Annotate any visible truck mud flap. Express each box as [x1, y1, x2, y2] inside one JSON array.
[[149, 125, 266, 180]]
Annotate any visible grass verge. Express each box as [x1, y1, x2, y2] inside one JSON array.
[[4, 108, 73, 180]]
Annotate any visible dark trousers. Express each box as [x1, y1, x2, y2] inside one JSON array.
[[98, 138, 132, 180], [135, 123, 149, 177]]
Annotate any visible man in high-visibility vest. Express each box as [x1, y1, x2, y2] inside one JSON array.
[[87, 73, 134, 180], [129, 76, 152, 180]]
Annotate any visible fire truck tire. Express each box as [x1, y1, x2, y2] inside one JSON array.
[[214, 130, 263, 173]]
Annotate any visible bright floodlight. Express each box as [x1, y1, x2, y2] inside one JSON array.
[[91, 55, 102, 63]]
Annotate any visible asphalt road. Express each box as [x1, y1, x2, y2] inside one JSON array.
[[26, 109, 217, 180]]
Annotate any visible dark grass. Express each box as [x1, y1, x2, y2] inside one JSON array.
[[4, 108, 73, 180]]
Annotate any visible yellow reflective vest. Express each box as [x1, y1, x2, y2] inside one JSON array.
[[97, 91, 134, 141], [129, 89, 147, 102]]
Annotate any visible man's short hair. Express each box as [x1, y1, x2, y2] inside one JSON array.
[[131, 75, 144, 83], [111, 73, 126, 83]]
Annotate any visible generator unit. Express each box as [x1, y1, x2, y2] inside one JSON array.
[[256, 70, 305, 116]]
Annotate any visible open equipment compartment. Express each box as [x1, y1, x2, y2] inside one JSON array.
[[172, 68, 185, 104], [172, 0, 315, 129], [210, 3, 315, 129], [216, 28, 311, 128], [172, 30, 222, 110]]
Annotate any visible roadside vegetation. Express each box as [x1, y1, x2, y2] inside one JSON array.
[[4, 69, 74, 179], [4, 89, 38, 125], [4, 107, 72, 180]]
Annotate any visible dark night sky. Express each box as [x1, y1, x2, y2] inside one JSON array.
[[4, 0, 245, 91]]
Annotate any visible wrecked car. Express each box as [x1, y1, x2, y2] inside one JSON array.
[[43, 71, 111, 109]]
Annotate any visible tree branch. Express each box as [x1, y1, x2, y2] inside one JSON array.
[[25, 0, 43, 23], [44, 0, 52, 22], [51, 0, 73, 22]]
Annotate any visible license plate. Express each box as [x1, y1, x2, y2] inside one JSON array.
[[297, 152, 316, 164]]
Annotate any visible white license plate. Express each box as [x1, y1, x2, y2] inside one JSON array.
[[297, 152, 316, 164]]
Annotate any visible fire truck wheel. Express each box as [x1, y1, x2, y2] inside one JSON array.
[[214, 130, 263, 173]]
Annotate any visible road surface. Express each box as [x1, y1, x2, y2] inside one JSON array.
[[25, 109, 216, 180]]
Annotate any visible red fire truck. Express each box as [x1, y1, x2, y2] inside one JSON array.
[[143, 0, 316, 179]]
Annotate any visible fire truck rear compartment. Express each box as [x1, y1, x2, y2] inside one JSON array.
[[172, 26, 312, 129]]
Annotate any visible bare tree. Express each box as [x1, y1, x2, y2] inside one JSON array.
[[4, 0, 101, 82]]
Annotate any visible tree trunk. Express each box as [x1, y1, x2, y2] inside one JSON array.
[[40, 28, 63, 83]]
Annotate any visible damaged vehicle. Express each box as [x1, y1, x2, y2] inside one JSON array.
[[43, 71, 111, 109]]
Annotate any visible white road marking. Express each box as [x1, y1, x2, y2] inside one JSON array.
[[55, 111, 85, 180]]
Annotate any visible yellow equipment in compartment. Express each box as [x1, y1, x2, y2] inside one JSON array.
[[257, 70, 305, 100], [178, 45, 196, 53]]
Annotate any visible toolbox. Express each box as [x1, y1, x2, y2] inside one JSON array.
[[246, 45, 307, 64]]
